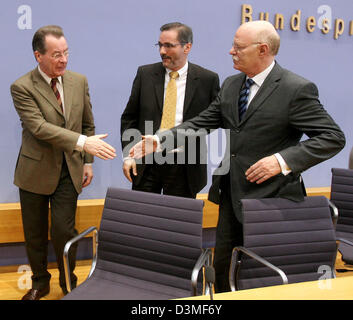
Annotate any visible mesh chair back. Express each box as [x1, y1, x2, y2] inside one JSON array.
[[94, 187, 204, 294], [237, 196, 337, 290], [330, 168, 353, 263]]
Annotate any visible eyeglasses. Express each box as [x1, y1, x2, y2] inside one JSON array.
[[154, 42, 186, 49], [51, 50, 69, 60], [231, 42, 262, 52]]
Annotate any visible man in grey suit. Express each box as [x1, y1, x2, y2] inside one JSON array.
[[121, 22, 219, 198], [130, 20, 346, 292], [11, 25, 116, 299]]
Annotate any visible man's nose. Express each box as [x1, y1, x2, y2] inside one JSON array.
[[159, 46, 166, 55]]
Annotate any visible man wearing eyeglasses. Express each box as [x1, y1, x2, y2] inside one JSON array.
[[121, 22, 220, 199], [129, 20, 345, 292], [11, 25, 116, 300]]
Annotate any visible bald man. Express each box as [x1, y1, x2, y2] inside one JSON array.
[[129, 21, 345, 292]]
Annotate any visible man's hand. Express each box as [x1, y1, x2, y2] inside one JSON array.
[[129, 135, 157, 159], [245, 155, 281, 184], [123, 158, 137, 182], [83, 134, 116, 160], [82, 164, 93, 188]]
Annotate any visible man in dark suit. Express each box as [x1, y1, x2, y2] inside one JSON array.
[[129, 20, 346, 292], [11, 25, 116, 300], [121, 22, 219, 198]]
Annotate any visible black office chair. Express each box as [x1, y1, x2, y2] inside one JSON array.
[[330, 168, 353, 265], [62, 187, 213, 300], [229, 196, 338, 291]]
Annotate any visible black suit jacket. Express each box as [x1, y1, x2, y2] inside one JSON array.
[[121, 62, 220, 195], [162, 62, 345, 221]]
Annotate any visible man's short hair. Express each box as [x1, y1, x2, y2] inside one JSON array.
[[32, 25, 64, 54], [160, 22, 193, 44]]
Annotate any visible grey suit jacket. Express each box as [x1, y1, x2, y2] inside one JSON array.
[[162, 62, 345, 220], [121, 62, 220, 195], [11, 68, 95, 195]]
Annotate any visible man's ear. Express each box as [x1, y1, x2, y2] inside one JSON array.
[[34, 51, 41, 63], [258, 43, 269, 56], [184, 42, 192, 54]]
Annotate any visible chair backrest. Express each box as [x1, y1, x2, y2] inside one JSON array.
[[95, 187, 205, 294], [330, 168, 353, 237], [236, 196, 337, 290]]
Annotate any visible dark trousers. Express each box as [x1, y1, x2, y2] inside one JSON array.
[[132, 163, 196, 198], [214, 174, 243, 293], [19, 160, 78, 291]]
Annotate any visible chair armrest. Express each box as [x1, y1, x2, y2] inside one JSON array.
[[191, 248, 213, 296], [328, 200, 338, 228], [229, 246, 289, 291], [63, 226, 98, 293], [337, 237, 353, 248]]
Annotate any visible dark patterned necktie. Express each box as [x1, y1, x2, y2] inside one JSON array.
[[51, 78, 63, 113], [238, 78, 254, 121]]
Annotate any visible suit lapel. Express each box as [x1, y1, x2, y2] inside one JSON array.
[[241, 63, 282, 124], [62, 72, 73, 121], [152, 63, 165, 112], [183, 63, 198, 116], [231, 74, 246, 127], [32, 68, 64, 117]]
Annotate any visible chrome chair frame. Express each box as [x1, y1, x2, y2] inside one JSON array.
[[63, 226, 98, 293]]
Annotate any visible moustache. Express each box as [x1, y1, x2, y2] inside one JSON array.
[[161, 55, 171, 60]]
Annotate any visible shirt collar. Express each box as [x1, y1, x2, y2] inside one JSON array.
[[166, 61, 188, 78], [249, 60, 275, 87], [37, 66, 63, 86]]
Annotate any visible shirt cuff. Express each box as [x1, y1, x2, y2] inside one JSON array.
[[153, 135, 162, 152], [75, 135, 87, 152], [274, 153, 292, 176]]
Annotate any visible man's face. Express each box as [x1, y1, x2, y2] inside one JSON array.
[[35, 35, 68, 78], [229, 28, 259, 75], [158, 30, 191, 71]]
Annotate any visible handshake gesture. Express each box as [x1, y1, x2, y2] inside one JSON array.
[[128, 135, 157, 159], [84, 134, 117, 160]]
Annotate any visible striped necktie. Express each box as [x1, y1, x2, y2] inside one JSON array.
[[51, 78, 63, 113], [160, 71, 179, 130], [238, 78, 254, 121]]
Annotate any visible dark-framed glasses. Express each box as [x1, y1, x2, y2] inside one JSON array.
[[154, 42, 186, 49]]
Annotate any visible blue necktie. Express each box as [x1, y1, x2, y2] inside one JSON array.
[[238, 78, 254, 121]]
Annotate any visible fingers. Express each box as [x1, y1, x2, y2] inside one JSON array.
[[128, 135, 157, 159], [95, 143, 116, 160], [245, 155, 281, 184], [84, 134, 117, 160], [82, 174, 93, 187], [123, 159, 137, 183], [82, 165, 93, 188]]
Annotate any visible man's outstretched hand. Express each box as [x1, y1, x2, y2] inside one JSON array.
[[83, 134, 116, 160], [129, 135, 157, 159]]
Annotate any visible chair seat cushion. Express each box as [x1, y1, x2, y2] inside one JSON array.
[[336, 231, 353, 265], [62, 268, 191, 300]]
